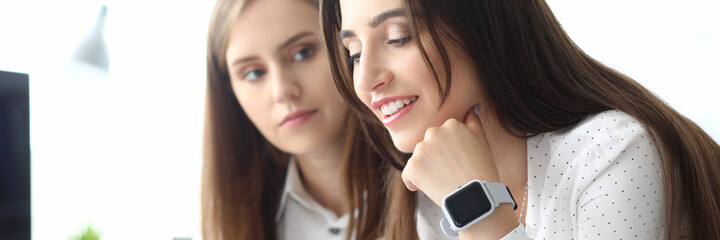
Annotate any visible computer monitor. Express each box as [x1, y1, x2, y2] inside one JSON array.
[[0, 70, 30, 240]]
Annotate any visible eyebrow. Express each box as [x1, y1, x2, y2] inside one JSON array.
[[338, 8, 406, 43], [231, 31, 317, 67], [278, 31, 317, 51], [369, 8, 405, 28], [231, 56, 259, 67]]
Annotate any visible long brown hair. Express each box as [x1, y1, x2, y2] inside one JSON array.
[[202, 0, 387, 239], [321, 0, 720, 239]]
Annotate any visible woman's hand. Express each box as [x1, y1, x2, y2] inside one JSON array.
[[401, 105, 501, 206], [403, 105, 519, 239]]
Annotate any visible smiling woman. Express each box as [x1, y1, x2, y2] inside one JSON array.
[[202, 0, 387, 239], [337, 3, 482, 154], [321, 0, 720, 239]]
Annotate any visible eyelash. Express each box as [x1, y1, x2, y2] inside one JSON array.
[[347, 53, 361, 65], [237, 42, 317, 82], [387, 36, 411, 47], [291, 44, 317, 62], [346, 36, 412, 65], [242, 69, 266, 81]]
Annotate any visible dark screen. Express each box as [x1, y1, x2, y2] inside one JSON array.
[[446, 181, 491, 228], [0, 70, 30, 240]]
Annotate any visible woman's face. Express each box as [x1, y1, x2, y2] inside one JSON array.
[[339, 0, 483, 152], [227, 0, 348, 155]]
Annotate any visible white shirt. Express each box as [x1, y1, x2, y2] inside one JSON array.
[[276, 159, 352, 240], [417, 110, 666, 239]]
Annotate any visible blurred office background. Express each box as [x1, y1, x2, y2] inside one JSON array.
[[0, 0, 717, 239], [0, 0, 212, 239]]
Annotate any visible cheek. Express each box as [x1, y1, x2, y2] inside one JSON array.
[[302, 60, 350, 117], [308, 59, 346, 103], [233, 84, 273, 134], [353, 80, 372, 107], [320, 79, 349, 115], [437, 65, 483, 121], [238, 98, 263, 125], [395, 48, 438, 93]]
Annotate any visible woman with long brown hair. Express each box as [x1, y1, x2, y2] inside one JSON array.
[[321, 0, 720, 239], [202, 0, 386, 239]]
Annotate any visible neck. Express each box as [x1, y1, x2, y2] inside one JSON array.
[[294, 136, 348, 217], [481, 112, 528, 194], [481, 113, 528, 223]]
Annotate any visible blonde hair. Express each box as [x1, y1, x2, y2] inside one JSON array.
[[202, 0, 388, 239]]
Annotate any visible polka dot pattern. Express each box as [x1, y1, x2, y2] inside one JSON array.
[[416, 110, 666, 240]]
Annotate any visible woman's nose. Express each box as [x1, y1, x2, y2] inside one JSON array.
[[271, 67, 301, 103], [355, 46, 393, 93]]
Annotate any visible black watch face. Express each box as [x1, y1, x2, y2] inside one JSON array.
[[445, 181, 492, 228]]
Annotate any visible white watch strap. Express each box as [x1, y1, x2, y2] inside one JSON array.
[[440, 217, 459, 236], [486, 182, 517, 209]]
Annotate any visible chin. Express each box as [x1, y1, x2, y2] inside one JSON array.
[[271, 136, 319, 156], [390, 130, 421, 153]]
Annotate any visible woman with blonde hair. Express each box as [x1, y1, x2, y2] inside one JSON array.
[[202, 0, 386, 239]]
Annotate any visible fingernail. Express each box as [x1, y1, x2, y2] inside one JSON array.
[[474, 104, 481, 117]]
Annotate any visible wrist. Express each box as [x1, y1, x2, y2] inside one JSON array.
[[458, 204, 518, 240], [440, 180, 517, 237]]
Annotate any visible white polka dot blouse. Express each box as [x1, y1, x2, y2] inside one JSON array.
[[416, 110, 666, 240]]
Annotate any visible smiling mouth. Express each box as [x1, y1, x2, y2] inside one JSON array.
[[380, 96, 418, 117]]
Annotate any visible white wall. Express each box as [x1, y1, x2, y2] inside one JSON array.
[[546, 0, 720, 140], [1, 0, 213, 239], [0, 1, 717, 240]]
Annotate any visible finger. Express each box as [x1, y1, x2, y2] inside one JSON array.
[[404, 144, 424, 192], [401, 167, 419, 192], [423, 126, 438, 143], [463, 104, 487, 141]]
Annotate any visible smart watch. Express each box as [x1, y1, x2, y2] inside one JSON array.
[[440, 180, 517, 236]]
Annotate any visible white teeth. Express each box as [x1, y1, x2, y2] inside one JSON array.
[[380, 96, 418, 116], [381, 107, 390, 116], [394, 100, 404, 109]]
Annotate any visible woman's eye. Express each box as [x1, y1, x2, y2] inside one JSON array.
[[291, 47, 314, 61], [243, 69, 266, 81], [387, 36, 411, 47], [347, 53, 361, 65]]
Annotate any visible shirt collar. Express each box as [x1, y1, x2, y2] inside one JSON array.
[[275, 157, 315, 221]]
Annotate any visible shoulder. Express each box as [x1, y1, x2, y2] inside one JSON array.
[[526, 110, 667, 239], [569, 110, 657, 164], [528, 109, 661, 192], [564, 110, 647, 139], [533, 110, 654, 154]]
